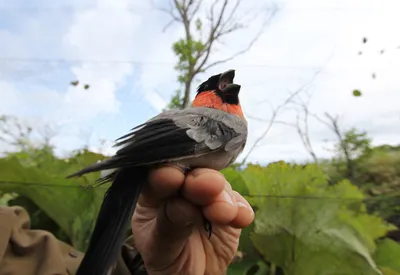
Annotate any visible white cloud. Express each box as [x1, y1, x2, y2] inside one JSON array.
[[59, 0, 143, 122]]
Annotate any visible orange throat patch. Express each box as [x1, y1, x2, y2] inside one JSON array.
[[192, 91, 244, 119]]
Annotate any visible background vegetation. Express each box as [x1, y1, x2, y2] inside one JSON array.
[[0, 113, 399, 275]]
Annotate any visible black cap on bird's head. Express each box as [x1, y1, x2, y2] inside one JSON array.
[[196, 69, 241, 105], [197, 69, 236, 93]]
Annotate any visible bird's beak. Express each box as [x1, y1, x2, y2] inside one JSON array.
[[222, 83, 241, 94], [219, 69, 235, 84]]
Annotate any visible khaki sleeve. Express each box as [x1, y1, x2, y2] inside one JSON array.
[[0, 206, 147, 275]]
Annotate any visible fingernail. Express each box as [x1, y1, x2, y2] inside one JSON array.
[[224, 181, 233, 196], [222, 190, 234, 205], [237, 202, 254, 216]]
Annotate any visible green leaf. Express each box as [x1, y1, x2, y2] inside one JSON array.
[[195, 18, 202, 31], [353, 89, 362, 97], [374, 238, 400, 273], [379, 267, 400, 275], [242, 163, 391, 275], [222, 167, 249, 194]]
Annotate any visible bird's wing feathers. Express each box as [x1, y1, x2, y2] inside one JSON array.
[[66, 107, 247, 178], [115, 107, 246, 165]]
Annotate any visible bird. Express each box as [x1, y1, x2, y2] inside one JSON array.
[[66, 69, 248, 275]]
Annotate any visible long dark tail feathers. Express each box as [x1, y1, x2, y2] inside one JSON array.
[[76, 167, 147, 275], [65, 157, 122, 179]]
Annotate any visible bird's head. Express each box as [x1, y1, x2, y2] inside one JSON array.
[[192, 69, 244, 118], [195, 69, 241, 105]]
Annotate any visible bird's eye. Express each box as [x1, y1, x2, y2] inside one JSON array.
[[219, 81, 228, 90]]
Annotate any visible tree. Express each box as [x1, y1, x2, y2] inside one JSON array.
[[161, 0, 278, 109], [0, 115, 33, 151], [242, 89, 302, 165], [289, 100, 372, 181], [313, 113, 371, 181], [0, 114, 60, 152], [242, 69, 324, 165]]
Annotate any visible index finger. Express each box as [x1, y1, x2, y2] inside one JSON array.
[[138, 165, 185, 207]]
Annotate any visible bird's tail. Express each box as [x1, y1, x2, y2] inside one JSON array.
[[76, 167, 147, 275]]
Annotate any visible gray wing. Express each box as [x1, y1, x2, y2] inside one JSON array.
[[66, 107, 247, 178], [112, 107, 247, 167]]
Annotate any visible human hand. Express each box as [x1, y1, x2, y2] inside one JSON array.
[[131, 166, 254, 275]]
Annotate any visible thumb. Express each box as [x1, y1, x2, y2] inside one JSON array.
[[143, 198, 201, 271], [156, 197, 201, 240]]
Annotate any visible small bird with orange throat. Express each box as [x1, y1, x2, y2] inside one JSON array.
[[67, 69, 248, 275]]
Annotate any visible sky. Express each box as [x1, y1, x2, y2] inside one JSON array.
[[0, 0, 399, 164]]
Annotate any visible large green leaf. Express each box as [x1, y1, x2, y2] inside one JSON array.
[[374, 238, 400, 273], [222, 167, 249, 194], [242, 163, 393, 275]]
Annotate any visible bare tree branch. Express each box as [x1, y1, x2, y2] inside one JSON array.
[[323, 113, 355, 179], [200, 3, 278, 73], [0, 115, 61, 152], [241, 65, 326, 164], [294, 101, 318, 162], [243, 46, 337, 164], [0, 115, 32, 150], [159, 0, 280, 109], [37, 124, 60, 147], [188, 0, 202, 21], [296, 107, 355, 179], [162, 18, 177, 32], [156, 1, 180, 31], [240, 88, 302, 165]]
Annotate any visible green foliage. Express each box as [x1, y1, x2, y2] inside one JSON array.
[[232, 163, 395, 275], [0, 147, 107, 251], [1, 116, 399, 275], [170, 36, 206, 108], [353, 89, 362, 97], [166, 89, 183, 110], [334, 128, 372, 162], [0, 192, 17, 206], [343, 128, 372, 157], [374, 238, 400, 274], [0, 114, 33, 150], [326, 140, 400, 230], [359, 150, 400, 195], [172, 38, 205, 77], [325, 128, 372, 185]]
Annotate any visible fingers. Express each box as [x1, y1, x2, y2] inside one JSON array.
[[202, 182, 238, 224], [182, 168, 254, 227], [229, 191, 255, 228], [133, 166, 254, 272], [137, 165, 254, 229], [132, 197, 201, 271], [154, 197, 200, 242], [182, 169, 227, 205], [138, 165, 185, 207]]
